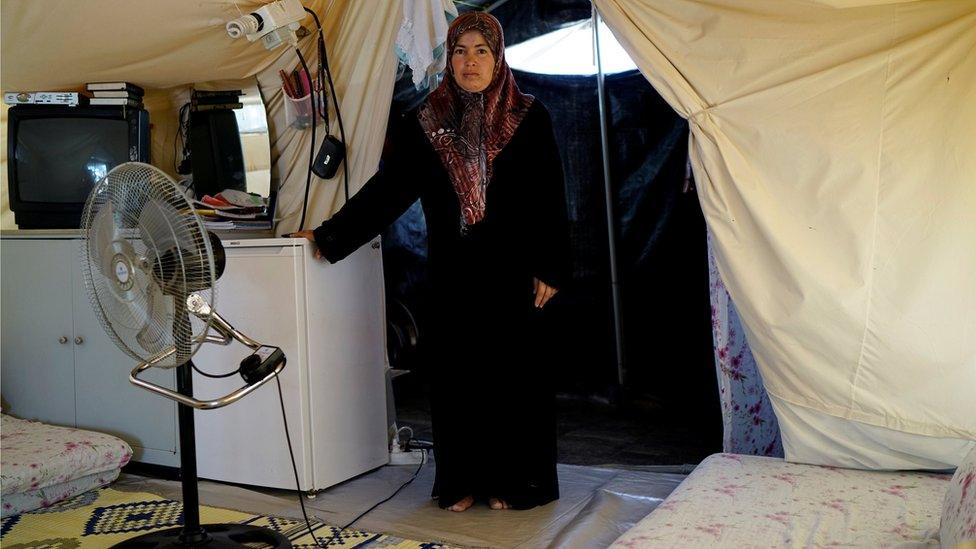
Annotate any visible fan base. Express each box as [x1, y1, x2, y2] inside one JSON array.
[[110, 523, 291, 548]]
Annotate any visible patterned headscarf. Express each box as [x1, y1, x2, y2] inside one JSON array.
[[417, 12, 534, 232]]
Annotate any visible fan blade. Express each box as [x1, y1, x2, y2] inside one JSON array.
[[139, 197, 214, 294], [90, 201, 118, 280], [138, 198, 181, 261], [139, 197, 208, 292], [135, 280, 169, 356]]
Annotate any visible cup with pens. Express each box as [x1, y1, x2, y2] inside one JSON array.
[[281, 67, 325, 129]]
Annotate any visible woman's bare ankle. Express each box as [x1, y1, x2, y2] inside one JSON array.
[[447, 495, 474, 512], [489, 497, 510, 510]]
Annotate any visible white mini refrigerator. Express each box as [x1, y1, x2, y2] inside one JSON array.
[[191, 237, 389, 492]]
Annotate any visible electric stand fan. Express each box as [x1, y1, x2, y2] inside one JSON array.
[[80, 162, 290, 548]]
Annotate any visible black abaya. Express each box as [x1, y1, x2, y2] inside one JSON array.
[[313, 100, 569, 509]]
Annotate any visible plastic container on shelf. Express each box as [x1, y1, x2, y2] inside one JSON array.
[[283, 88, 324, 129]]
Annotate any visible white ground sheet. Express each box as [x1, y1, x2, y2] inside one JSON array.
[[115, 461, 687, 548]]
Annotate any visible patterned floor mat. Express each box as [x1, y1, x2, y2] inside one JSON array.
[[0, 488, 458, 548]]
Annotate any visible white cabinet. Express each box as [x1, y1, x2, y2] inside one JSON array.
[[0, 234, 179, 466], [1, 233, 389, 491], [1, 239, 77, 426], [191, 238, 389, 492]]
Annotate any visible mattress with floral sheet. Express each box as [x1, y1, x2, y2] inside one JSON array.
[[611, 452, 952, 548], [1, 414, 132, 517]]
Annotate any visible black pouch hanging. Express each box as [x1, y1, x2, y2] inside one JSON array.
[[312, 134, 345, 179]]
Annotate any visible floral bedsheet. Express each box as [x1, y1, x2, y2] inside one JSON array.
[[707, 232, 783, 457], [1, 414, 131, 516], [611, 453, 951, 548], [941, 444, 976, 547]]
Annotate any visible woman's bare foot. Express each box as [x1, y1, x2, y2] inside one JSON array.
[[489, 497, 511, 510], [447, 495, 474, 512]]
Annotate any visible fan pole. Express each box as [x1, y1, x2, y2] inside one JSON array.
[[176, 361, 206, 544]]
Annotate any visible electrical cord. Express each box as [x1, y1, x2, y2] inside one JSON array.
[[275, 375, 427, 548], [190, 362, 240, 379], [324, 449, 426, 543], [275, 375, 329, 546], [294, 8, 324, 231], [406, 439, 433, 451], [294, 7, 350, 231], [295, 46, 317, 232], [304, 6, 350, 202], [395, 425, 414, 448], [174, 102, 192, 175], [304, 8, 328, 124], [172, 105, 183, 175], [318, 22, 350, 203]]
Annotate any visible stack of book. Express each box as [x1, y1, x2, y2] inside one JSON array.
[[193, 189, 271, 231], [191, 90, 243, 112], [86, 82, 144, 107]]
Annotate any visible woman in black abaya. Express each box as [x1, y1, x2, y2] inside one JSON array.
[[292, 12, 569, 512]]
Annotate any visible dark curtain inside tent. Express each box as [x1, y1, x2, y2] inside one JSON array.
[[482, 0, 592, 45]]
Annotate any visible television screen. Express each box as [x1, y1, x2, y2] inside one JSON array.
[[15, 117, 130, 203]]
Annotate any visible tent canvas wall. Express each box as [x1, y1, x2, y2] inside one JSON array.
[[594, 0, 976, 469]]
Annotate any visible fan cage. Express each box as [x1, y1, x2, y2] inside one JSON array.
[[80, 162, 216, 368]]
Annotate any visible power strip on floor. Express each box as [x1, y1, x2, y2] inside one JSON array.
[[389, 447, 425, 466]]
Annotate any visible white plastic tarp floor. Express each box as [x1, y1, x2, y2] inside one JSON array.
[[116, 460, 687, 548]]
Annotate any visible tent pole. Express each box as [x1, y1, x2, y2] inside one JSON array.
[[593, 6, 626, 393]]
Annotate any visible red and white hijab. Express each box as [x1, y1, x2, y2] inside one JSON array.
[[418, 12, 534, 231]]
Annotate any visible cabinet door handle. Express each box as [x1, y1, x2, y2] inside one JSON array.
[[74, 336, 84, 345], [59, 336, 68, 344]]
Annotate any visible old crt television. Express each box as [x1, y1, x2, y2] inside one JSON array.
[[7, 104, 150, 229]]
